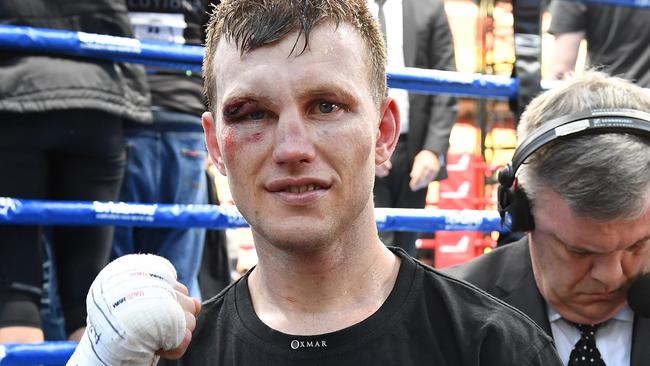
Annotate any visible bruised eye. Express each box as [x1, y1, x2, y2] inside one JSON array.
[[248, 110, 266, 120], [223, 101, 269, 123]]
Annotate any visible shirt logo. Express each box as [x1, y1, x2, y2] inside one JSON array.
[[290, 339, 328, 350]]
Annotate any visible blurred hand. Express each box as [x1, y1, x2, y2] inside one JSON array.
[[375, 159, 392, 178], [158, 283, 202, 360], [409, 150, 440, 191]]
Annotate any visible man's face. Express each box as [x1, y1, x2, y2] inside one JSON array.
[[530, 189, 650, 324], [203, 22, 397, 251]]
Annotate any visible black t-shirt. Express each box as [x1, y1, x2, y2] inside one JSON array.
[[166, 248, 562, 365], [548, 0, 650, 87], [0, 0, 151, 122]]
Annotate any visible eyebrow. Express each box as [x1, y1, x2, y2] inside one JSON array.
[[220, 93, 277, 112], [554, 233, 650, 254], [298, 85, 359, 104], [222, 84, 361, 111], [627, 235, 650, 249]]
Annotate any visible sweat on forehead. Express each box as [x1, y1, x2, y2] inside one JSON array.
[[202, 0, 387, 113]]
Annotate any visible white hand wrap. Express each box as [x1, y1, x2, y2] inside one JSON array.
[[66, 254, 186, 366]]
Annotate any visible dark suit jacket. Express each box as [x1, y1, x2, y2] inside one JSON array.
[[444, 237, 650, 366], [402, 0, 457, 180]]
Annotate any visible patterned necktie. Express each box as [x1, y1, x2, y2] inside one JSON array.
[[375, 0, 387, 45], [567, 323, 606, 366]]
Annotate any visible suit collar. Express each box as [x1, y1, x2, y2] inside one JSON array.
[[502, 239, 650, 364], [631, 315, 650, 366], [401, 0, 415, 66], [494, 238, 552, 334]]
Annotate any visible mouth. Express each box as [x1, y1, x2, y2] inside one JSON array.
[[282, 184, 322, 194], [266, 178, 331, 192], [265, 178, 331, 205], [580, 290, 621, 301]]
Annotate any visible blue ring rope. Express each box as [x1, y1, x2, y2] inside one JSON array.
[[0, 24, 517, 99], [0, 342, 77, 366], [5, 0, 648, 361], [0, 197, 503, 233]]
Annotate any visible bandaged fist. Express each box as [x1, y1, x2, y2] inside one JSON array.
[[157, 282, 201, 360], [66, 254, 200, 366]]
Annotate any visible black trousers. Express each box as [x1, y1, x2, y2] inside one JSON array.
[[0, 110, 126, 335], [373, 135, 428, 257]]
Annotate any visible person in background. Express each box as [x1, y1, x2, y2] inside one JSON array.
[[548, 0, 650, 87], [446, 71, 650, 366], [197, 161, 232, 299], [0, 0, 150, 342], [67, 1, 563, 365], [370, 0, 458, 256], [112, 0, 221, 298]]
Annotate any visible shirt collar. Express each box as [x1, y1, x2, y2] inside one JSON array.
[[547, 303, 634, 324]]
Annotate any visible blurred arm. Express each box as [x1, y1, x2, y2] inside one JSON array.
[[549, 31, 584, 80]]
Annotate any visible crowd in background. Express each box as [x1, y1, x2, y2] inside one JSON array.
[[0, 3, 648, 363]]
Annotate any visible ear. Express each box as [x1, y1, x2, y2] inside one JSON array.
[[375, 97, 400, 166], [202, 111, 227, 176]]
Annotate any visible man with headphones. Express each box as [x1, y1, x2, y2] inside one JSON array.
[[446, 71, 650, 366]]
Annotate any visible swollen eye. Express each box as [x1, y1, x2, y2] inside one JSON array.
[[223, 101, 265, 121], [223, 104, 241, 117], [249, 110, 266, 120]]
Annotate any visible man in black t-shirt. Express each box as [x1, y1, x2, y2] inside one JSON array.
[[66, 1, 563, 365], [548, 0, 650, 87]]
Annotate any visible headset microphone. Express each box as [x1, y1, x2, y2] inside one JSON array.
[[628, 271, 650, 318], [497, 108, 650, 232]]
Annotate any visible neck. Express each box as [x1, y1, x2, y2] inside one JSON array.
[[247, 210, 401, 335]]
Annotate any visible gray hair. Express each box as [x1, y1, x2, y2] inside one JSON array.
[[517, 71, 650, 221]]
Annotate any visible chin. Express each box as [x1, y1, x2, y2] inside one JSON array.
[[569, 302, 626, 324], [256, 224, 333, 251]]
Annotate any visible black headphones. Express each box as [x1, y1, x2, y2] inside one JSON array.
[[497, 108, 650, 232]]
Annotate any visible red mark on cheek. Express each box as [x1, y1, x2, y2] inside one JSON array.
[[223, 128, 237, 162], [246, 132, 263, 144], [222, 127, 265, 162]]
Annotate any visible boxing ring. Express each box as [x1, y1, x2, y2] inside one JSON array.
[[0, 0, 646, 363]]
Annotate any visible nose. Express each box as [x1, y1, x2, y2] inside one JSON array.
[[591, 252, 624, 291], [272, 111, 316, 165]]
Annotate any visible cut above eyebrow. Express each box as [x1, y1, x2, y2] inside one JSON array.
[[221, 94, 277, 111], [221, 85, 360, 112]]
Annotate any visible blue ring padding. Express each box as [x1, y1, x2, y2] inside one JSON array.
[[0, 25, 204, 65], [387, 67, 518, 98], [111, 56, 202, 72], [572, 0, 650, 7], [0, 198, 504, 233], [374, 208, 503, 232], [0, 25, 518, 99], [0, 342, 77, 366]]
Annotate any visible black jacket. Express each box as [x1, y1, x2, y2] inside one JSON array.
[[445, 237, 650, 366], [403, 0, 457, 180], [0, 0, 151, 123]]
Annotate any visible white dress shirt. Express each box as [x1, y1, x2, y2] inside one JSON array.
[[548, 304, 633, 366]]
